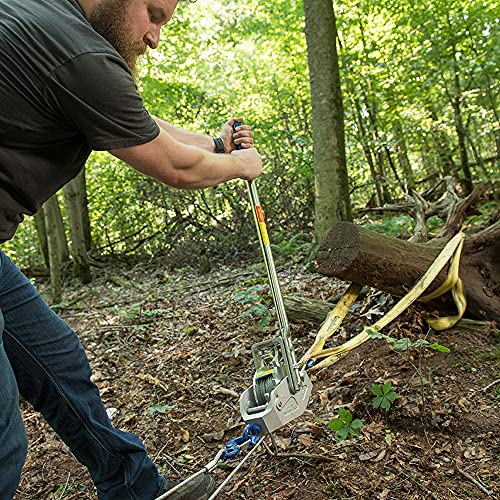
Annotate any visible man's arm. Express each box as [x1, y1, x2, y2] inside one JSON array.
[[110, 128, 262, 190], [152, 116, 255, 153]]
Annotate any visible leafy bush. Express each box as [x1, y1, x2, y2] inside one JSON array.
[[361, 215, 414, 239], [233, 285, 272, 328]]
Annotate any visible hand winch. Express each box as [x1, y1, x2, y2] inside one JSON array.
[[234, 123, 312, 435]]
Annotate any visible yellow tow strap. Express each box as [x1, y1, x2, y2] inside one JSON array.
[[301, 231, 467, 371]]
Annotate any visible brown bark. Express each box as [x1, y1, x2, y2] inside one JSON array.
[[314, 221, 500, 323], [283, 295, 333, 325]]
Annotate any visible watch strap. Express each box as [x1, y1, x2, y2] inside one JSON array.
[[213, 137, 225, 153]]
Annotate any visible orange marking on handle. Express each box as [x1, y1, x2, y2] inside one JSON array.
[[256, 205, 265, 223]]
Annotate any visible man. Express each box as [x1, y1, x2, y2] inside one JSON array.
[[0, 0, 263, 498]]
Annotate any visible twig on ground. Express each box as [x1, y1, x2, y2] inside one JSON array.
[[457, 468, 492, 496], [132, 373, 171, 394], [480, 378, 500, 392], [57, 472, 71, 500], [263, 441, 336, 462]]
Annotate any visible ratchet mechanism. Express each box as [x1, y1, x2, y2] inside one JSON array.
[[234, 123, 312, 435]]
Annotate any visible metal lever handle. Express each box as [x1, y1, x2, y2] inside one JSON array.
[[233, 122, 301, 394]]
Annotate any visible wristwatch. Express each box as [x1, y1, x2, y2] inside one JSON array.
[[213, 137, 225, 153]]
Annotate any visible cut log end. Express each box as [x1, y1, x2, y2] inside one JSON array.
[[314, 221, 360, 278]]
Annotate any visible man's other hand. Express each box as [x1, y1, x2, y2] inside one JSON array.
[[220, 117, 254, 152]]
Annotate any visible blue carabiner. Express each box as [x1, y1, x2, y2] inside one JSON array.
[[222, 424, 261, 460]]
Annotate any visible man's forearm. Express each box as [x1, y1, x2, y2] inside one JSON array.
[[111, 128, 262, 190], [152, 116, 215, 152]]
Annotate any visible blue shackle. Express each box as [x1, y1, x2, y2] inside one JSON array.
[[222, 424, 261, 460]]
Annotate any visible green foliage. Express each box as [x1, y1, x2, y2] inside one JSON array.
[[465, 201, 500, 228], [372, 381, 399, 411], [361, 215, 414, 239], [233, 285, 272, 328], [6, 0, 498, 270], [367, 329, 450, 353], [327, 408, 364, 441], [118, 303, 142, 321], [270, 232, 312, 262], [426, 215, 445, 237]]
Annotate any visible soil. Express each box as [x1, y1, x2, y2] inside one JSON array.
[[15, 256, 499, 499]]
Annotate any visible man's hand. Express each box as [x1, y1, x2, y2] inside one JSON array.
[[231, 148, 263, 180], [219, 117, 254, 152]]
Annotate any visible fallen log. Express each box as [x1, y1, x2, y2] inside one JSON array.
[[283, 295, 333, 325], [283, 288, 369, 325], [314, 220, 500, 323]]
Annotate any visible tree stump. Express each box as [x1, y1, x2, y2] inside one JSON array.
[[314, 221, 500, 323]]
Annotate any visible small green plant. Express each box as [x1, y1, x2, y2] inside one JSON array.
[[327, 408, 364, 441], [54, 483, 74, 496], [366, 328, 450, 353], [119, 302, 142, 320], [233, 285, 272, 328], [372, 381, 399, 411], [148, 403, 177, 416]]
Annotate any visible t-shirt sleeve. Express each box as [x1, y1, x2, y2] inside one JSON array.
[[43, 52, 160, 150]]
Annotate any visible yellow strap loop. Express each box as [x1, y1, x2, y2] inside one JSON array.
[[299, 282, 361, 367]]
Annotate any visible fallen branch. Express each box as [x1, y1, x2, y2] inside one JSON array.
[[132, 373, 171, 394], [263, 442, 336, 462], [480, 378, 500, 393], [456, 468, 492, 496]]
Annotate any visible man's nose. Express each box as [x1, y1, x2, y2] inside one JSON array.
[[144, 27, 160, 49]]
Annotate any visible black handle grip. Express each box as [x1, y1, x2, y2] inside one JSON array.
[[232, 121, 243, 150]]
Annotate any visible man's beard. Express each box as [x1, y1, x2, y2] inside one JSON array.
[[88, 0, 146, 77]]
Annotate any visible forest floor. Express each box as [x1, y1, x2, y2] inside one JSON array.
[[15, 253, 499, 500]]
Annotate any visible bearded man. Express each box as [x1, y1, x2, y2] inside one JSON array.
[[0, 0, 263, 498]]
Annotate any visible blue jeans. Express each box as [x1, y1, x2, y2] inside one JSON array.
[[0, 250, 163, 499]]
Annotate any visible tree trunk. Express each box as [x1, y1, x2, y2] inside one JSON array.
[[430, 110, 456, 178], [75, 167, 92, 251], [392, 121, 415, 192], [314, 221, 500, 322], [63, 176, 92, 283], [284, 295, 333, 325], [43, 196, 64, 303], [303, 0, 352, 243], [449, 27, 473, 194], [34, 208, 49, 269], [351, 96, 383, 206], [51, 195, 70, 263]]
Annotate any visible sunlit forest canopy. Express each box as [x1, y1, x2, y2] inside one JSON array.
[[5, 0, 499, 266]]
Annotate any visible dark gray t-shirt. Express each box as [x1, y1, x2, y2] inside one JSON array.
[[0, 0, 160, 242]]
